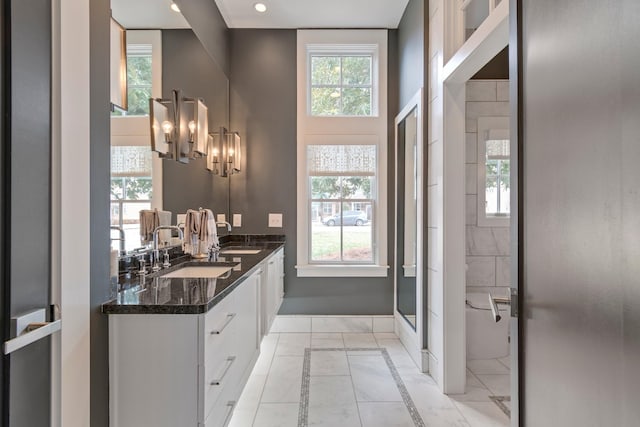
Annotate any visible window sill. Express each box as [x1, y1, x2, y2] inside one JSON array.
[[295, 264, 389, 278]]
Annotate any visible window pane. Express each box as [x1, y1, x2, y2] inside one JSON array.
[[342, 87, 371, 116], [124, 177, 152, 200], [311, 56, 340, 85], [311, 202, 341, 262], [486, 159, 499, 176], [310, 176, 340, 199], [311, 87, 341, 116], [499, 177, 510, 214], [342, 56, 371, 85], [341, 176, 374, 199], [128, 56, 152, 86], [111, 178, 124, 200], [127, 87, 152, 116], [110, 202, 120, 225], [342, 202, 373, 262]]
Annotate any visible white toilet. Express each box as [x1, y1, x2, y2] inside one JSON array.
[[466, 292, 510, 360]]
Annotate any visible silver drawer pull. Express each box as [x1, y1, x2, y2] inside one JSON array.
[[210, 356, 236, 386], [223, 401, 236, 426], [210, 313, 236, 335]]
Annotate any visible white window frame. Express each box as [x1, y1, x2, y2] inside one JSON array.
[[308, 51, 377, 117], [296, 30, 388, 278], [111, 30, 163, 211], [477, 116, 510, 227]]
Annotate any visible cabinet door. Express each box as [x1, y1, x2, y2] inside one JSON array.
[[233, 273, 259, 374]]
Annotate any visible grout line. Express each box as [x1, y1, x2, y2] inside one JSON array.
[[345, 345, 363, 427]]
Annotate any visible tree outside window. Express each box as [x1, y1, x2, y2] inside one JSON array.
[[310, 55, 372, 116]]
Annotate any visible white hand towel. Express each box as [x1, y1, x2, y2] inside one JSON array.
[[183, 209, 201, 255], [139, 209, 160, 245], [198, 209, 218, 254]]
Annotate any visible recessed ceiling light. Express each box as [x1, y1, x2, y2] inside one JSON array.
[[170, 2, 181, 13], [254, 3, 267, 13]]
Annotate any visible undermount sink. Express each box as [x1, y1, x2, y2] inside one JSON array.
[[160, 266, 233, 278], [219, 248, 262, 255]]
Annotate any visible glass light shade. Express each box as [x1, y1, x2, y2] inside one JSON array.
[[149, 99, 174, 158]]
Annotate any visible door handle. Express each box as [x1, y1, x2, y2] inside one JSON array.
[[4, 320, 61, 355], [4, 308, 62, 355]]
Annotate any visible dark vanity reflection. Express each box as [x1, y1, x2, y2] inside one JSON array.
[[396, 107, 418, 329]]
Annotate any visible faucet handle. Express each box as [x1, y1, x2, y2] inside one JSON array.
[[136, 253, 148, 276], [163, 249, 171, 268]]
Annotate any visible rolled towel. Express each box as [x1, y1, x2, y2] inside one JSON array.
[[139, 209, 160, 245], [183, 209, 201, 255]]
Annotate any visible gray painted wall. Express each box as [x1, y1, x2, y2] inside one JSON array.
[[174, 0, 230, 76], [398, 0, 427, 108], [89, 0, 112, 425], [162, 29, 230, 223], [229, 29, 398, 315]]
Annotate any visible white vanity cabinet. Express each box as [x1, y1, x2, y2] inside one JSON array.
[[260, 248, 284, 338], [108, 271, 261, 427]]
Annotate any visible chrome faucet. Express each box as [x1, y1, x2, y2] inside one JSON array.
[[216, 221, 232, 231], [152, 226, 184, 271], [110, 225, 126, 255]]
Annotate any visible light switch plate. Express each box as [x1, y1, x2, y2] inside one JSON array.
[[216, 214, 226, 223], [233, 214, 242, 227], [268, 213, 283, 228]]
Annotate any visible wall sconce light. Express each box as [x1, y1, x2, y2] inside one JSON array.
[[207, 127, 242, 177], [149, 89, 209, 163], [150, 98, 175, 159]]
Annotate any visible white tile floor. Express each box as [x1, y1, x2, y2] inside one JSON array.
[[229, 332, 511, 427]]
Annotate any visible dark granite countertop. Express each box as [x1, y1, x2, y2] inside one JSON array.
[[102, 236, 285, 315]]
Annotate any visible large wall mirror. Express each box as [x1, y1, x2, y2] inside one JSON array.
[[394, 89, 426, 368], [109, 0, 230, 254]]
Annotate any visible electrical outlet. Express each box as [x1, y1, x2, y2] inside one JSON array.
[[233, 214, 242, 227], [216, 214, 226, 223], [268, 213, 283, 228]]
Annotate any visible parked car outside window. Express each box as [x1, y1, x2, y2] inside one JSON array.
[[322, 210, 368, 226]]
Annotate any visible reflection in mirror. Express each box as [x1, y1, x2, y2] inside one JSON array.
[[396, 107, 418, 329], [109, 1, 230, 254]]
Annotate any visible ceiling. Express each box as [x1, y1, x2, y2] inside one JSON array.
[[111, 0, 190, 29], [214, 0, 411, 29], [110, 0, 411, 30]]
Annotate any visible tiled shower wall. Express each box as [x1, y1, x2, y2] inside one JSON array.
[[465, 80, 510, 296]]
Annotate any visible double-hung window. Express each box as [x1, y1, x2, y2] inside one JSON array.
[[297, 30, 388, 277], [110, 31, 163, 251]]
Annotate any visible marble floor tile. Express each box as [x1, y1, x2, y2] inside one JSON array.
[[312, 317, 373, 333], [310, 350, 350, 376], [474, 374, 511, 397], [309, 376, 356, 406], [375, 338, 406, 352], [308, 403, 361, 427], [252, 403, 300, 427], [261, 356, 304, 403], [358, 402, 414, 427], [228, 407, 257, 427], [307, 376, 360, 427], [386, 350, 419, 374], [454, 402, 510, 427], [274, 333, 311, 357], [311, 335, 345, 349], [448, 372, 492, 403], [348, 355, 403, 402], [467, 359, 510, 375], [401, 375, 457, 411], [373, 332, 399, 340], [417, 407, 471, 427], [236, 374, 267, 410], [271, 316, 312, 333], [343, 333, 378, 348], [252, 334, 280, 375], [497, 356, 510, 369]]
